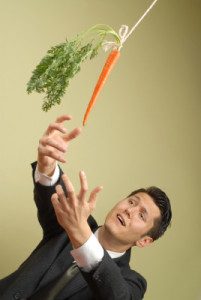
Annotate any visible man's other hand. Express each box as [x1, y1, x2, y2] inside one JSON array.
[[37, 115, 81, 176]]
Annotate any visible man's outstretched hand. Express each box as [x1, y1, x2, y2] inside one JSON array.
[[51, 171, 103, 248], [37, 115, 81, 176]]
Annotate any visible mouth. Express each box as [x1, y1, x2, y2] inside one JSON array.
[[117, 214, 126, 226]]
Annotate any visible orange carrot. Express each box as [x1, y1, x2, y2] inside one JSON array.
[[83, 49, 120, 126]]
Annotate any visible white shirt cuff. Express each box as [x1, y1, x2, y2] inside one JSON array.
[[70, 233, 104, 272], [34, 163, 60, 186]]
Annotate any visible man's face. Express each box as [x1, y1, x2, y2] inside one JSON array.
[[103, 192, 161, 250]]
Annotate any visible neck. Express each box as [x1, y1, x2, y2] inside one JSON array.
[[98, 226, 130, 253]]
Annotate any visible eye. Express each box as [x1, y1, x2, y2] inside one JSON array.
[[139, 212, 144, 221], [128, 199, 133, 205]]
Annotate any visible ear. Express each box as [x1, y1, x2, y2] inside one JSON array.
[[135, 236, 153, 248]]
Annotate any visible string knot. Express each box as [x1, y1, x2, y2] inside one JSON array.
[[102, 24, 129, 52], [119, 24, 129, 47]]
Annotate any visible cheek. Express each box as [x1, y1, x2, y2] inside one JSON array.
[[104, 212, 116, 229], [130, 220, 147, 234]]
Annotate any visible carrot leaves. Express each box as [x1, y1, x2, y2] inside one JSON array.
[[27, 25, 120, 111]]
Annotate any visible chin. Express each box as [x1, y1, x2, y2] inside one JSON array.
[[104, 218, 123, 240]]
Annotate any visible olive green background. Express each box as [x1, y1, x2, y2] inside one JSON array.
[[0, 0, 200, 299]]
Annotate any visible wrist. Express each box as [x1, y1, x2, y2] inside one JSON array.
[[67, 224, 92, 249], [37, 161, 56, 177]]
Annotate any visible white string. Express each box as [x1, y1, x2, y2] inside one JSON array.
[[119, 0, 159, 50]]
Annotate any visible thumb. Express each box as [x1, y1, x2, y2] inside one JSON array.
[[88, 186, 103, 211]]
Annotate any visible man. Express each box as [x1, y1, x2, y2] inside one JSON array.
[[0, 115, 172, 300]]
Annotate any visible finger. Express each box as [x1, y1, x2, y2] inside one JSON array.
[[88, 186, 103, 210], [46, 123, 67, 135], [78, 171, 88, 201], [38, 144, 66, 163], [55, 185, 68, 211], [51, 193, 63, 214], [62, 174, 77, 202], [40, 137, 67, 153], [55, 115, 72, 124], [63, 127, 82, 142]]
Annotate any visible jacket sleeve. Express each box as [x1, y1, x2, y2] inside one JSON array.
[[80, 251, 147, 300], [31, 162, 66, 240]]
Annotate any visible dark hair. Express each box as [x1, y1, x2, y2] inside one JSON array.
[[128, 186, 172, 241]]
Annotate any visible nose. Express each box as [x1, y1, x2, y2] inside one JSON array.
[[125, 207, 131, 218], [125, 206, 136, 219], [125, 200, 140, 218]]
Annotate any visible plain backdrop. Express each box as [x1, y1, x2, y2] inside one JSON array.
[[0, 1, 200, 299]]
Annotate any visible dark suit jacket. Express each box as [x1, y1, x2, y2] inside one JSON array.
[[0, 163, 147, 300]]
